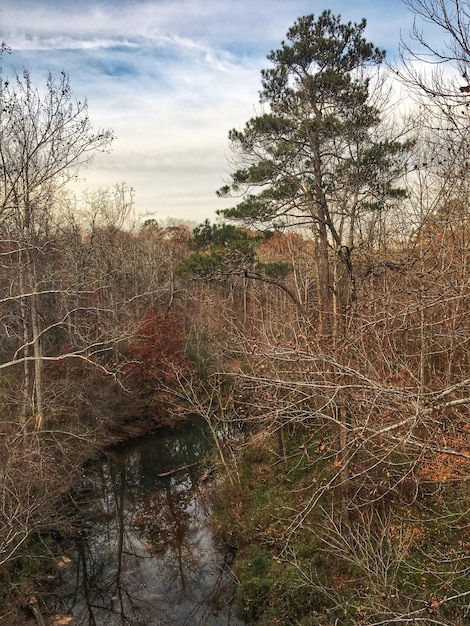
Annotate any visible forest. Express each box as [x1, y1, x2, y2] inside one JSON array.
[[1, 0, 470, 624]]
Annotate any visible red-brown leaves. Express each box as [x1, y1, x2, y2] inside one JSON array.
[[124, 306, 193, 388]]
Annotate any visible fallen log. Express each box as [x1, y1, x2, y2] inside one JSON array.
[[158, 461, 199, 477]]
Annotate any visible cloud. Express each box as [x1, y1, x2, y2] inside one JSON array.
[[1, 0, 416, 223]]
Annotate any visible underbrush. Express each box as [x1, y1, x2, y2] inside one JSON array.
[[212, 427, 470, 625]]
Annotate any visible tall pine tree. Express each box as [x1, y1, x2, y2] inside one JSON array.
[[218, 11, 411, 333]]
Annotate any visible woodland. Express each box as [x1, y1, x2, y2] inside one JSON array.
[[1, 0, 470, 624]]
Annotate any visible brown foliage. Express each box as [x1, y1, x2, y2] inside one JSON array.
[[124, 305, 193, 388]]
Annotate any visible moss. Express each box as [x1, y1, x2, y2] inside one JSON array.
[[233, 545, 327, 625], [213, 430, 336, 623]]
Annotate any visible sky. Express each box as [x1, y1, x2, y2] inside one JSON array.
[[0, 0, 432, 225]]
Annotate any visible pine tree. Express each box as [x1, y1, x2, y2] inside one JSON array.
[[218, 10, 411, 333]]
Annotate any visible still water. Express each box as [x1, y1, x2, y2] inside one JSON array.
[[54, 418, 246, 626]]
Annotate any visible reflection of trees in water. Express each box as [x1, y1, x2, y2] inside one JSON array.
[[67, 460, 147, 625], [53, 423, 240, 625]]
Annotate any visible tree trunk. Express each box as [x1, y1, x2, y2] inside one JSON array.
[[31, 290, 44, 431]]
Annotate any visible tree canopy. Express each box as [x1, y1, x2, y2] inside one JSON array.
[[218, 10, 410, 242]]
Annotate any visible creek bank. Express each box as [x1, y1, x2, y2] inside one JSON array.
[[211, 426, 470, 626], [0, 408, 193, 626]]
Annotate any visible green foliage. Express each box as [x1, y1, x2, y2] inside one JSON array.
[[236, 547, 274, 622], [177, 220, 293, 283], [177, 221, 258, 278], [220, 194, 282, 226], [141, 218, 159, 228], [177, 248, 225, 279], [257, 261, 292, 279], [213, 431, 333, 623], [0, 533, 57, 618], [260, 11, 385, 112], [235, 545, 326, 625], [217, 9, 411, 250], [191, 220, 256, 251]]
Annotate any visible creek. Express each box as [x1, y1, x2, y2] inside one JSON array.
[[51, 418, 246, 626]]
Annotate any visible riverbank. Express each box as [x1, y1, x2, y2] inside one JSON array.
[[211, 424, 470, 626], [0, 406, 182, 625], [5, 403, 469, 626]]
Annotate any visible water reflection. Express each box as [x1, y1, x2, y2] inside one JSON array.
[[55, 419, 244, 625]]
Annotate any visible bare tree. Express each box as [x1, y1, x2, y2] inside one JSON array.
[[0, 70, 113, 429]]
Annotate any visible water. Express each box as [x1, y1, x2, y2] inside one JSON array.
[[53, 418, 245, 626]]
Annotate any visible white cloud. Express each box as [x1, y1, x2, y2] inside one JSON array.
[[2, 0, 417, 223]]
